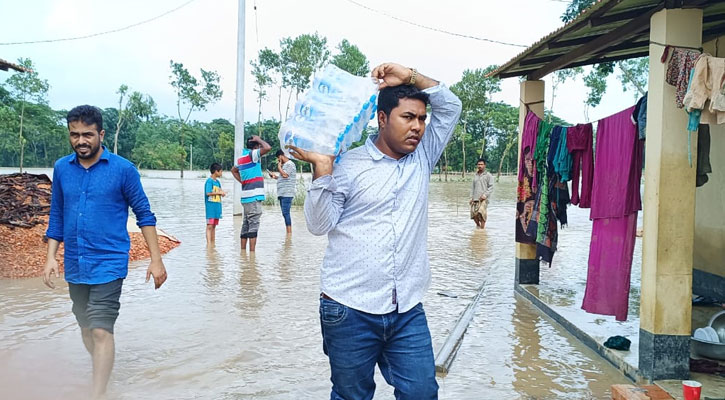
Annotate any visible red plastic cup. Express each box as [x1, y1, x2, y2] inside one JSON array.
[[683, 380, 702, 400]]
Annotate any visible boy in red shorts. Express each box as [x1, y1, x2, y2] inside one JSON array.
[[205, 163, 225, 245]]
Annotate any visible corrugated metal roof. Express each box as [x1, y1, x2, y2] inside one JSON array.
[[0, 58, 29, 73], [490, 0, 725, 79]]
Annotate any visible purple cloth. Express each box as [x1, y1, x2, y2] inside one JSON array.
[[582, 214, 638, 321], [519, 112, 540, 186], [589, 106, 642, 219], [581, 106, 642, 321], [567, 123, 594, 208]]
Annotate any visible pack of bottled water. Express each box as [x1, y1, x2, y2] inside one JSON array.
[[278, 64, 379, 158]]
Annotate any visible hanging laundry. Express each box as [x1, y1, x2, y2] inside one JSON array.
[[533, 119, 553, 192], [516, 112, 541, 244], [664, 46, 701, 109], [567, 123, 594, 208], [518, 112, 540, 188], [533, 120, 553, 243], [697, 124, 712, 187], [547, 126, 570, 227], [582, 106, 643, 322], [683, 54, 725, 125], [554, 127, 572, 181], [632, 93, 647, 140]]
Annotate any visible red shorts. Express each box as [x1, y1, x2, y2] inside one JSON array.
[[207, 218, 219, 226]]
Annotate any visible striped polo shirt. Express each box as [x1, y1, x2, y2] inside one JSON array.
[[236, 148, 265, 203]]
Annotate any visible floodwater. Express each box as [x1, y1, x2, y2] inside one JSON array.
[[0, 168, 630, 399]]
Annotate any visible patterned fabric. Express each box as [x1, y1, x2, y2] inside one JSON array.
[[516, 112, 540, 245], [470, 199, 488, 221], [683, 54, 725, 125], [665, 47, 701, 109], [236, 148, 265, 203], [518, 112, 540, 189]]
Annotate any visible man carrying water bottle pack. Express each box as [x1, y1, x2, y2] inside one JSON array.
[[290, 62, 462, 400]]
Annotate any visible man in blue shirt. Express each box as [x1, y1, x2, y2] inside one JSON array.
[[291, 63, 461, 399], [43, 105, 168, 400]]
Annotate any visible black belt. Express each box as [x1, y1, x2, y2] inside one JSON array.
[[320, 292, 334, 301]]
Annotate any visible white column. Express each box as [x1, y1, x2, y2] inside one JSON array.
[[233, 0, 246, 216]]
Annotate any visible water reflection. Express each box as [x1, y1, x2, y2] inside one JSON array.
[[237, 252, 263, 317], [277, 236, 294, 284], [512, 301, 545, 398], [204, 246, 223, 290], [468, 229, 489, 261]]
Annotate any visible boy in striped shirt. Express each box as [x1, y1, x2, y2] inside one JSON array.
[[231, 135, 271, 251]]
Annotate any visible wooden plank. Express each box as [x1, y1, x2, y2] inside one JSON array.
[[533, 40, 649, 66], [611, 384, 674, 400], [434, 278, 488, 374], [529, 4, 663, 80], [704, 12, 725, 23], [590, 6, 661, 27], [549, 34, 605, 49], [500, 49, 649, 79]]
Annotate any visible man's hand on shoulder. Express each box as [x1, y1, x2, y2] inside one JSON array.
[[146, 259, 167, 289]]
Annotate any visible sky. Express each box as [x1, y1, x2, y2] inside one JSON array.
[[0, 0, 641, 126]]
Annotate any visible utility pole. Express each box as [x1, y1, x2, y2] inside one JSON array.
[[190, 144, 193, 172], [233, 0, 246, 216]]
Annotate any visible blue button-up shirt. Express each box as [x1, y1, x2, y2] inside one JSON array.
[[304, 84, 462, 314], [46, 147, 156, 284]]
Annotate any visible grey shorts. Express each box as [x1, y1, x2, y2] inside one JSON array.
[[68, 278, 123, 334], [241, 201, 263, 238]]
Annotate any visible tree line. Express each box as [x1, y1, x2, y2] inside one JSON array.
[[1, 34, 539, 179]]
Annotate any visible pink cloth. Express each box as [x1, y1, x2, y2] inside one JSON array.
[[581, 106, 642, 322], [582, 214, 638, 321], [589, 106, 643, 219], [518, 112, 540, 186], [567, 123, 594, 208]]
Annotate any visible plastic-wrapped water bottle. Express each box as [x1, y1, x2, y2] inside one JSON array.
[[279, 64, 378, 158]]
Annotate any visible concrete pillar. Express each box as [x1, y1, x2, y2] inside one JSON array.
[[233, 0, 246, 216], [515, 80, 545, 285], [639, 7, 702, 381]]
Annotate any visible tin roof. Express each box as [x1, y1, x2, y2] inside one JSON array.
[[490, 0, 725, 79]]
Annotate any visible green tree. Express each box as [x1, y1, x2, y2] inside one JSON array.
[[279, 33, 330, 120], [131, 117, 183, 170], [450, 66, 501, 177], [251, 48, 279, 130], [561, 0, 596, 22], [113, 84, 156, 154], [169, 60, 223, 177], [331, 39, 369, 77], [561, 1, 648, 112], [5, 58, 49, 173]]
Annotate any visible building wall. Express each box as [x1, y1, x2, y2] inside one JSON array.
[[693, 38, 725, 300]]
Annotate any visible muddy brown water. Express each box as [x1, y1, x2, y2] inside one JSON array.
[[0, 168, 630, 399]]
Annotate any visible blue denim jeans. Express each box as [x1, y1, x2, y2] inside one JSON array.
[[319, 296, 438, 400], [278, 196, 292, 226]]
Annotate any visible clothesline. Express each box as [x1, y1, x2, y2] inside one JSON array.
[[650, 40, 703, 53]]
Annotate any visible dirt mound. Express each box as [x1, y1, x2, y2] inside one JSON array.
[[0, 173, 180, 279], [0, 173, 52, 228]]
